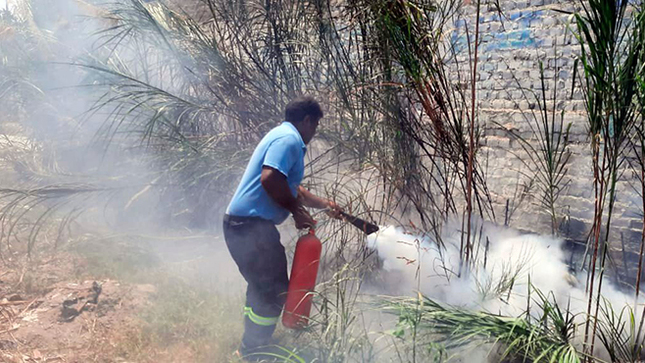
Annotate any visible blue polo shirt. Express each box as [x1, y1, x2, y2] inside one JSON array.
[[226, 122, 306, 224]]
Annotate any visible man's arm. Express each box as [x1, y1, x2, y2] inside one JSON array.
[[298, 186, 342, 218], [297, 186, 329, 209], [261, 166, 315, 229]]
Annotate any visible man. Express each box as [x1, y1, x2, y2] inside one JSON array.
[[224, 96, 340, 359]]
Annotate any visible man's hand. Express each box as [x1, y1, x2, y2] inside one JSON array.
[[292, 205, 316, 229], [325, 200, 343, 220]]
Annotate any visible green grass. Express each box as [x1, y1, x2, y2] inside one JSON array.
[[133, 276, 243, 362], [385, 290, 582, 363]]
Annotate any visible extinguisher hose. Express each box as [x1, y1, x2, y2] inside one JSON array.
[[338, 211, 379, 235]]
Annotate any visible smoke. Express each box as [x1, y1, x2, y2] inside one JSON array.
[[0, 0, 245, 294], [0, 0, 218, 231], [366, 219, 643, 358]]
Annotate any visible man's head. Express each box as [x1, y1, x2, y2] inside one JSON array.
[[285, 96, 323, 145]]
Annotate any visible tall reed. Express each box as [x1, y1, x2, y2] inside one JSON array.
[[573, 0, 644, 357]]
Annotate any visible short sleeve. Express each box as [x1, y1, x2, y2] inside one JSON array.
[[263, 136, 300, 177]]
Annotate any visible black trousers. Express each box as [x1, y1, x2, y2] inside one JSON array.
[[223, 215, 289, 349]]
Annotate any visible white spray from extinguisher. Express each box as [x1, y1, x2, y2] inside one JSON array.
[[364, 220, 641, 358]]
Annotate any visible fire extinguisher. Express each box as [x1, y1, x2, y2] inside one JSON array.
[[282, 228, 322, 329]]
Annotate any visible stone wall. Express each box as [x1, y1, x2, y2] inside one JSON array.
[[458, 0, 643, 281]]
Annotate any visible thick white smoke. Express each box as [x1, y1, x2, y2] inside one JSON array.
[[366, 220, 642, 358]]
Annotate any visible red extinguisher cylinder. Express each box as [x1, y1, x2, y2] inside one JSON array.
[[282, 229, 322, 329]]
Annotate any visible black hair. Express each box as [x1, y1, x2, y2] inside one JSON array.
[[284, 96, 323, 124]]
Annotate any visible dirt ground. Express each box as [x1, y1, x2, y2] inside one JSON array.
[[0, 254, 156, 363], [0, 120, 247, 363], [0, 124, 158, 362], [0, 235, 246, 363]]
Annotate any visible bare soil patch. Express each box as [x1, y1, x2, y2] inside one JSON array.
[[1, 276, 155, 363]]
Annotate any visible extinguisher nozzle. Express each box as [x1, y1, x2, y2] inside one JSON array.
[[339, 211, 379, 235]]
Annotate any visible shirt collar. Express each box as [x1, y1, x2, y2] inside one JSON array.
[[283, 121, 307, 150]]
